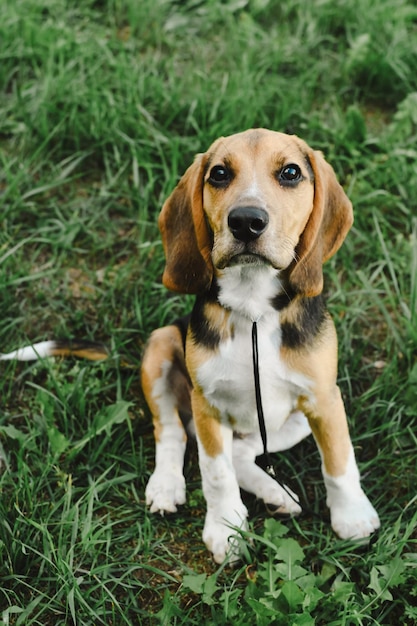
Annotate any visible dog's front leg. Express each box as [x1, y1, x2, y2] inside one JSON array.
[[141, 326, 189, 515], [301, 386, 380, 540], [192, 390, 248, 563]]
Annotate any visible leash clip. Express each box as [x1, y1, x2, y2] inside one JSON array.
[[265, 464, 276, 478]]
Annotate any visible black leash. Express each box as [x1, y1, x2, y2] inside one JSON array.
[[251, 320, 303, 509], [251, 320, 276, 478]]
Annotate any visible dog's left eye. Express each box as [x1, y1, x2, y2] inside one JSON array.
[[278, 164, 302, 185], [208, 165, 232, 187]]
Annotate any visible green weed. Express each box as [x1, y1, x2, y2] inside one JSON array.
[[1, 0, 416, 623]]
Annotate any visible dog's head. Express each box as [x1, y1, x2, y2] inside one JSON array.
[[158, 128, 353, 297]]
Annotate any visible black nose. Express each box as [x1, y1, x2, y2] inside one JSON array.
[[228, 206, 269, 243]]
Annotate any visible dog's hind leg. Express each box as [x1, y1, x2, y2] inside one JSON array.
[[141, 324, 192, 514]]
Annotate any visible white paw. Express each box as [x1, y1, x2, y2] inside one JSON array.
[[330, 492, 380, 540], [203, 504, 248, 564], [263, 481, 302, 517], [145, 469, 186, 514]]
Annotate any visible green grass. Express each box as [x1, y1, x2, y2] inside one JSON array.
[[0, 0, 416, 623]]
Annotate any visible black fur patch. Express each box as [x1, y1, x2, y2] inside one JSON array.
[[189, 302, 221, 350], [281, 295, 327, 349], [189, 282, 222, 350], [173, 314, 191, 349], [271, 284, 297, 311]]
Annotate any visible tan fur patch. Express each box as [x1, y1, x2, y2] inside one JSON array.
[[191, 389, 224, 458], [141, 325, 187, 444], [298, 390, 351, 477], [281, 317, 350, 477]]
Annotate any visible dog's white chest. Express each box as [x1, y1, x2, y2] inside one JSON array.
[[196, 313, 310, 434]]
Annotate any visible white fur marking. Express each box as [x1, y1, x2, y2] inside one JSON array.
[[217, 264, 281, 321], [198, 425, 248, 563], [241, 175, 263, 203], [322, 447, 380, 539], [145, 360, 187, 514], [197, 268, 313, 434], [0, 341, 57, 361]]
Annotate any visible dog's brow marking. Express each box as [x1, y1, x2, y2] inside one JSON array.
[[243, 174, 262, 200]]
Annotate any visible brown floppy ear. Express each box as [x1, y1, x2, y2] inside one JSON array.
[[289, 150, 353, 297], [158, 154, 213, 294]]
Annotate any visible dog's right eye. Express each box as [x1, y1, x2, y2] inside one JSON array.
[[208, 165, 232, 187]]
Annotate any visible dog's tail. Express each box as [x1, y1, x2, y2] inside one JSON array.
[[0, 340, 110, 362]]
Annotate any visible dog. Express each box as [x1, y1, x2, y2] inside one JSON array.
[[1, 128, 380, 564], [140, 128, 380, 563]]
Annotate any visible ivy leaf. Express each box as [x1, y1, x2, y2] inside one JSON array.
[[376, 558, 406, 588], [280, 580, 304, 611], [201, 574, 221, 605], [246, 597, 277, 618], [368, 567, 393, 601], [288, 611, 315, 626], [92, 400, 133, 437], [275, 538, 305, 581], [302, 583, 325, 612], [331, 580, 356, 604], [275, 562, 308, 581], [263, 518, 289, 543], [0, 424, 27, 442], [182, 573, 220, 605], [182, 573, 207, 594], [47, 424, 71, 456]]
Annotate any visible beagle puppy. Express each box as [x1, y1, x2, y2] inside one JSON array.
[[141, 128, 380, 563]]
